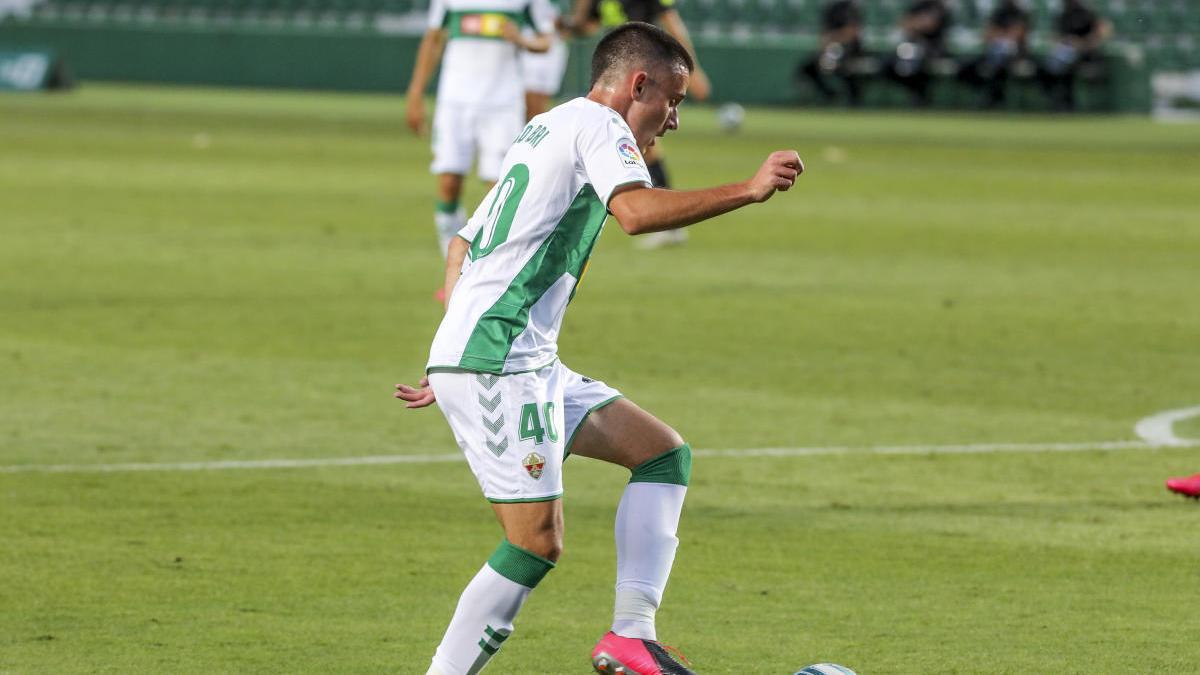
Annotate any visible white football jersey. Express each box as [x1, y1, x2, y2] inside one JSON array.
[[427, 98, 653, 374], [429, 0, 557, 107]]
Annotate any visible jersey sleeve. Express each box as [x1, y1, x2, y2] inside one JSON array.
[[457, 215, 483, 244], [427, 0, 447, 30], [576, 113, 653, 207], [527, 0, 558, 33]]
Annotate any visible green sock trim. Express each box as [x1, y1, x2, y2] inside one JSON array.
[[435, 199, 459, 215], [486, 539, 555, 588], [629, 444, 691, 486]]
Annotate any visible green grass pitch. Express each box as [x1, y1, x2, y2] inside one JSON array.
[[2, 84, 1199, 673]]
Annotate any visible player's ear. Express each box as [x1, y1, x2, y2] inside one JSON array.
[[630, 71, 648, 101]]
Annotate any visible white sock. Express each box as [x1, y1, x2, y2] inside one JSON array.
[[611, 481, 687, 641], [427, 541, 554, 675], [435, 207, 466, 258], [428, 565, 527, 675]]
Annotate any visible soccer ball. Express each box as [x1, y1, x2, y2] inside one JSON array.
[[794, 665, 857, 675], [716, 102, 744, 133]]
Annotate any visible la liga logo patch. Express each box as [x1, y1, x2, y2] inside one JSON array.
[[616, 139, 643, 167]]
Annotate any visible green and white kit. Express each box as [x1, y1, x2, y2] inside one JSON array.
[[519, 33, 568, 97], [427, 0, 557, 179], [519, 0, 568, 96], [428, 364, 620, 502], [428, 97, 653, 502]]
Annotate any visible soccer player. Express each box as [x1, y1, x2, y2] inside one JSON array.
[[1037, 0, 1112, 111], [405, 0, 557, 269], [956, 0, 1030, 108], [883, 0, 953, 107], [564, 0, 712, 248], [797, 0, 866, 107], [520, 0, 570, 120], [395, 22, 803, 675]]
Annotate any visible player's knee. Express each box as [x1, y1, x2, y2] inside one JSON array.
[[523, 532, 563, 563], [660, 424, 685, 450], [507, 528, 563, 563], [628, 417, 684, 461], [629, 443, 692, 487]]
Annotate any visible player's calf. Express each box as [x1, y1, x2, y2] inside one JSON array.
[[612, 444, 691, 641], [426, 539, 555, 675]]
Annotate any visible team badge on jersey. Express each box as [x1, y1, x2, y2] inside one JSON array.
[[523, 452, 546, 480], [459, 13, 508, 37], [616, 139, 643, 167]]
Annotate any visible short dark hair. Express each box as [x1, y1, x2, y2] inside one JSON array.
[[589, 22, 695, 88]]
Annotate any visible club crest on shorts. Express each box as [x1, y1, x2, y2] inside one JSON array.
[[523, 452, 546, 480]]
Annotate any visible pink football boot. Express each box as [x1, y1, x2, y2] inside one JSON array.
[[1166, 474, 1200, 499], [591, 631, 694, 675]]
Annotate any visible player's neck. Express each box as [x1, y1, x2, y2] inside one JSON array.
[[586, 88, 632, 119]]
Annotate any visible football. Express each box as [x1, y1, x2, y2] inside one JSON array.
[[716, 102, 745, 133], [794, 664, 857, 675]]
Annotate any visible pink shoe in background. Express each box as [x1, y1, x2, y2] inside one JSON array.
[[1166, 474, 1200, 499]]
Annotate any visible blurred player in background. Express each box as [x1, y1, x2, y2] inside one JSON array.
[[396, 22, 803, 675], [406, 0, 556, 299], [520, 0, 570, 119], [797, 0, 865, 107], [1038, 0, 1112, 111], [564, 0, 712, 248], [884, 0, 952, 107], [956, 0, 1030, 108]]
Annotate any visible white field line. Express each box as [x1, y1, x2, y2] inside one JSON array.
[[0, 453, 464, 474], [2, 439, 1197, 476], [1134, 405, 1200, 447], [698, 439, 1194, 458], [3, 406, 1196, 475]]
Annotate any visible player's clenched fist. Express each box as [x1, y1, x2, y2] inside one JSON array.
[[747, 150, 804, 203]]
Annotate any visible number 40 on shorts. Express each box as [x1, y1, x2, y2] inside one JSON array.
[[519, 402, 559, 445]]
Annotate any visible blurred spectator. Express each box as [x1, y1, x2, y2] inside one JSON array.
[[957, 0, 1031, 108], [797, 0, 865, 106], [884, 0, 953, 106], [0, 0, 38, 19], [1038, 0, 1113, 110]]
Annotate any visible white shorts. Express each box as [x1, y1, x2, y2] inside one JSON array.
[[520, 36, 568, 96], [430, 102, 525, 182], [429, 361, 622, 503]]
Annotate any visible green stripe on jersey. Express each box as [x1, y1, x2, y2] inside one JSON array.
[[444, 10, 529, 40], [458, 185, 608, 373]]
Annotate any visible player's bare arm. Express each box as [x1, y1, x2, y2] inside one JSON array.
[[563, 0, 599, 36], [608, 150, 803, 234], [501, 19, 553, 53], [393, 235, 469, 404], [390, 147, 800, 399], [405, 28, 447, 134], [443, 236, 469, 306]]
